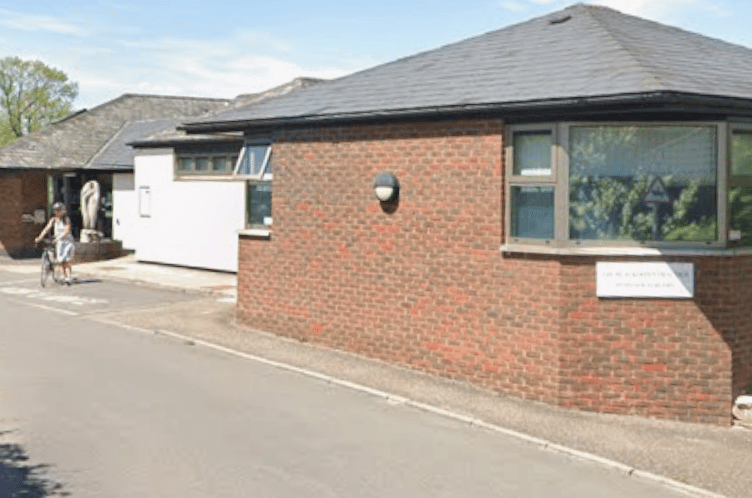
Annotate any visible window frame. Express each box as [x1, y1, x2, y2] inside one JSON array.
[[235, 143, 273, 181], [505, 121, 728, 250], [505, 124, 563, 245], [245, 179, 273, 229], [173, 143, 242, 179], [727, 122, 752, 244], [238, 141, 273, 228]]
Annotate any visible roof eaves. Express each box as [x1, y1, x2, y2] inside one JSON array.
[[180, 91, 752, 133], [128, 133, 244, 149]]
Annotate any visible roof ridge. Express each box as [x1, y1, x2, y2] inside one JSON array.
[[580, 4, 664, 91], [84, 121, 128, 169], [116, 93, 229, 102], [79, 93, 230, 119], [184, 77, 324, 125], [584, 1, 752, 53]]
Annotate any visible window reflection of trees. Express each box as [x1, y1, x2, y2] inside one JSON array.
[[569, 126, 717, 242]]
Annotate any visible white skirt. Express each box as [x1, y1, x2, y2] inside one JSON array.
[[56, 239, 75, 262]]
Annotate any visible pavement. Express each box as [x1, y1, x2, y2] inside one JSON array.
[[1, 254, 751, 497], [0, 253, 237, 302]]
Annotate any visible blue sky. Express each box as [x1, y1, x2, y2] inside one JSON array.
[[0, 0, 747, 108]]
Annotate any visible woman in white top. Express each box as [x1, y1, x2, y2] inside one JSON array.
[[35, 202, 75, 284]]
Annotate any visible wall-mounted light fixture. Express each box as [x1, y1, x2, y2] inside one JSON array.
[[373, 172, 400, 203]]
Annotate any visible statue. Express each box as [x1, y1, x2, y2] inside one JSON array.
[[734, 395, 752, 427], [80, 180, 102, 243]]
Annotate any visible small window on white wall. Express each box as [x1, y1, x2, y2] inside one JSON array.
[[139, 186, 151, 218], [174, 142, 243, 178]]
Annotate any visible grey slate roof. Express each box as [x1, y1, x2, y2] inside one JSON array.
[[0, 94, 229, 170], [184, 3, 752, 131], [87, 119, 180, 169], [131, 77, 323, 148]]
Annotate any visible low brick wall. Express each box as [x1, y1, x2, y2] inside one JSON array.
[[236, 119, 750, 425], [73, 240, 124, 264]]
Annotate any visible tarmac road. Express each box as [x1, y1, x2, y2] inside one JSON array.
[[0, 268, 693, 498]]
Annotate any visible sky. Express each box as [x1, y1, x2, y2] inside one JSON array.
[[0, 0, 748, 109]]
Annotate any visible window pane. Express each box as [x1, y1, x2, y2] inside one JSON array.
[[569, 126, 717, 242], [247, 182, 272, 227], [511, 186, 554, 239], [730, 186, 752, 245], [265, 153, 273, 176], [212, 156, 232, 172], [195, 157, 210, 172], [238, 145, 269, 176], [513, 131, 552, 176], [177, 157, 192, 172], [732, 131, 752, 176]]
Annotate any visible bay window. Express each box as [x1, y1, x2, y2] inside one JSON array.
[[506, 122, 736, 249], [729, 127, 752, 245], [569, 125, 717, 243]]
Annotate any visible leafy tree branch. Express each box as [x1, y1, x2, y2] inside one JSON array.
[[0, 56, 78, 146]]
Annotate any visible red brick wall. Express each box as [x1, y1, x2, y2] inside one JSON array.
[[557, 256, 741, 425], [238, 119, 560, 400], [237, 119, 749, 425], [0, 171, 47, 257], [725, 256, 752, 400]]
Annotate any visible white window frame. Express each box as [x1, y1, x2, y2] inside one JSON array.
[[138, 186, 151, 218], [235, 143, 273, 181]]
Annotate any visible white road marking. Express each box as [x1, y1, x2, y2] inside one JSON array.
[[0, 279, 39, 286], [0, 287, 107, 306], [7, 299, 79, 316], [0, 265, 40, 275]]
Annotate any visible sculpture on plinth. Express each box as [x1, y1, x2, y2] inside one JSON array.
[[80, 180, 103, 243]]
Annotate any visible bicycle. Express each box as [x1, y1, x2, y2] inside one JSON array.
[[39, 239, 64, 287]]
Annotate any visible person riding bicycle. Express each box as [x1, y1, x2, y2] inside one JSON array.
[[35, 202, 75, 285]]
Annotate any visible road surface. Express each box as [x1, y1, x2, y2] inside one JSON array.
[[0, 268, 693, 497]]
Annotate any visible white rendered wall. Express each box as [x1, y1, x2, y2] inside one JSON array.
[[113, 173, 136, 250], [134, 153, 245, 272]]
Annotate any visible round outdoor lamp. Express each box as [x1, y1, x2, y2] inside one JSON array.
[[373, 172, 400, 203]]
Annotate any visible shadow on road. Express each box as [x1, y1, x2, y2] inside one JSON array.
[[0, 436, 68, 497], [71, 278, 102, 285]]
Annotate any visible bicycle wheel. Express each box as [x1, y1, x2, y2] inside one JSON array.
[[40, 251, 52, 287]]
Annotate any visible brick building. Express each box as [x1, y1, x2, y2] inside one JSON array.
[[182, 4, 752, 424]]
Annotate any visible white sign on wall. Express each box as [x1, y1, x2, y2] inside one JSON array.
[[139, 186, 151, 218], [596, 262, 694, 299]]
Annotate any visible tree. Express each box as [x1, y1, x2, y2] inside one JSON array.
[[0, 56, 78, 146]]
